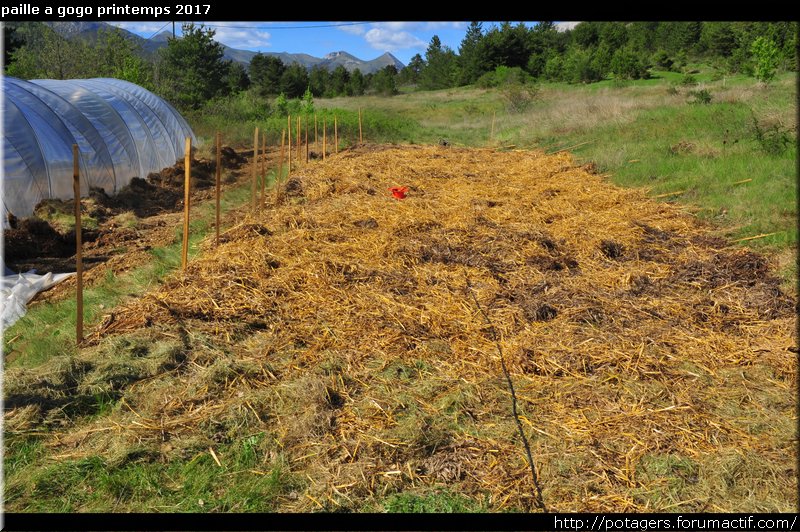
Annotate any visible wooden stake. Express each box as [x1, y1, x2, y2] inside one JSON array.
[[323, 116, 327, 161], [182, 137, 191, 270], [72, 144, 83, 345], [314, 113, 318, 154], [305, 115, 309, 164], [276, 129, 285, 205], [215, 131, 221, 247], [653, 189, 686, 199], [731, 232, 778, 243], [296, 115, 301, 164], [260, 132, 267, 208], [732, 178, 752, 186], [334, 115, 338, 154], [549, 140, 594, 154], [358, 107, 363, 144], [287, 115, 292, 174], [252, 127, 258, 212]]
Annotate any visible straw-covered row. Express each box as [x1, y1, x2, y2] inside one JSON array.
[[7, 145, 795, 511]]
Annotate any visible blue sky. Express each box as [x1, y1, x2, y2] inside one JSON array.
[[111, 21, 578, 66]]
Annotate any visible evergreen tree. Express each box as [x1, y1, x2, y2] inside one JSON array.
[[348, 68, 366, 96], [279, 63, 309, 98], [371, 65, 398, 95], [249, 54, 285, 96], [398, 53, 425, 85], [156, 23, 230, 109], [458, 21, 485, 84], [308, 65, 329, 97], [328, 65, 350, 96], [223, 61, 250, 94], [420, 35, 458, 90]]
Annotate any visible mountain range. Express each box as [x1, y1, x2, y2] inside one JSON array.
[[46, 22, 405, 74]]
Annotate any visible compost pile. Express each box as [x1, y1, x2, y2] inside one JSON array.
[[3, 147, 246, 284], [6, 145, 795, 512]]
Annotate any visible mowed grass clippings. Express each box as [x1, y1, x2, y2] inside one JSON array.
[[5, 145, 796, 512]]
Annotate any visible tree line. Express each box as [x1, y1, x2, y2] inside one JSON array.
[[4, 21, 797, 112]]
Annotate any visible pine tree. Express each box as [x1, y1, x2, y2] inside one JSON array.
[[458, 21, 484, 85], [156, 23, 230, 109]]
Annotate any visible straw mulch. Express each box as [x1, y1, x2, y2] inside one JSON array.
[[14, 145, 796, 511]]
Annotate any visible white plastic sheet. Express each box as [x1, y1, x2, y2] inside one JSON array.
[[2, 268, 75, 328]]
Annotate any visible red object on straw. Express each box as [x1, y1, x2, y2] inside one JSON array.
[[389, 186, 409, 200]]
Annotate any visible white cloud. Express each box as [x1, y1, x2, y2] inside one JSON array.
[[555, 21, 580, 32], [210, 27, 271, 49], [364, 27, 426, 51], [424, 22, 467, 30], [109, 21, 173, 36], [374, 21, 415, 31], [336, 22, 366, 35]]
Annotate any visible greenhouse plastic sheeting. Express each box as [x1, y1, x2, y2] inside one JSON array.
[[2, 77, 195, 220], [2, 266, 75, 328]]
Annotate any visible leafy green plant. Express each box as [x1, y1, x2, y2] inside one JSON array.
[[688, 89, 712, 105], [500, 83, 539, 113], [680, 74, 698, 86], [301, 86, 315, 114], [750, 112, 792, 155], [751, 36, 780, 85]]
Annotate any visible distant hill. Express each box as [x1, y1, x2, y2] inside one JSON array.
[[45, 22, 405, 74]]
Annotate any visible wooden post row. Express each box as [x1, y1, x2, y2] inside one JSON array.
[[287, 115, 292, 174], [252, 127, 259, 212], [261, 132, 267, 208], [72, 144, 83, 345], [182, 137, 191, 271], [276, 128, 285, 205], [314, 113, 318, 154], [215, 131, 221, 247]]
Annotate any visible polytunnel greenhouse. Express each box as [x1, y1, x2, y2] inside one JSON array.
[[2, 77, 195, 219]]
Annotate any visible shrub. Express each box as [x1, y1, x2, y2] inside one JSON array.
[[751, 36, 780, 85], [563, 48, 603, 84], [611, 48, 649, 80], [680, 74, 698, 86], [202, 89, 271, 121], [543, 55, 564, 81], [750, 112, 793, 155], [500, 83, 539, 113], [652, 50, 674, 71], [476, 66, 531, 88], [688, 89, 712, 105]]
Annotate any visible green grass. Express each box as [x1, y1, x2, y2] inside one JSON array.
[[4, 437, 299, 512]]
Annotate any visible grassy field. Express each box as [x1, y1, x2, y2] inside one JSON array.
[[4, 68, 796, 514]]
